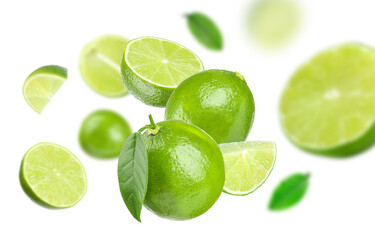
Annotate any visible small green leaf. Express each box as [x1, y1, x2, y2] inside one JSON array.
[[118, 132, 148, 222], [186, 12, 223, 50], [269, 173, 309, 211]]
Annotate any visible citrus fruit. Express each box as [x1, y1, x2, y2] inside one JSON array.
[[219, 141, 276, 195], [142, 120, 225, 220], [79, 110, 131, 159], [165, 69, 255, 144], [280, 43, 375, 156], [20, 142, 87, 208], [79, 35, 128, 97], [248, 0, 300, 48], [22, 65, 67, 114], [121, 36, 204, 107]]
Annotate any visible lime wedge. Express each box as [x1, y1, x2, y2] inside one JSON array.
[[280, 44, 375, 156], [79, 35, 129, 97], [22, 65, 67, 114], [121, 37, 204, 107], [219, 141, 276, 195], [20, 142, 87, 208]]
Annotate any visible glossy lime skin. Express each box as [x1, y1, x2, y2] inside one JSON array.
[[143, 120, 225, 220], [165, 69, 255, 144], [79, 110, 131, 159]]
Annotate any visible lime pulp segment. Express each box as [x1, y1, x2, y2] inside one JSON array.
[[22, 65, 67, 114], [219, 141, 276, 195], [280, 43, 375, 156], [124, 37, 203, 87], [20, 142, 87, 208]]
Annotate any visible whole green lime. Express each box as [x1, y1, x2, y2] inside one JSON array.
[[79, 110, 131, 159], [165, 69, 255, 144], [142, 120, 225, 220]]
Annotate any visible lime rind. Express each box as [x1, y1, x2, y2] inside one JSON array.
[[20, 142, 87, 208], [22, 65, 67, 114], [280, 43, 375, 156], [220, 141, 276, 196]]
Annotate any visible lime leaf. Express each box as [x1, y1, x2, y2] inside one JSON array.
[[186, 12, 223, 50], [118, 132, 148, 222], [269, 173, 309, 211]]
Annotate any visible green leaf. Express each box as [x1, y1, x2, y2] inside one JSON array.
[[269, 173, 309, 211], [186, 12, 223, 50], [118, 132, 148, 222]]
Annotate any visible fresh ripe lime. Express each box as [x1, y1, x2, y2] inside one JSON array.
[[219, 141, 276, 195], [79, 35, 128, 97], [280, 43, 375, 156], [79, 110, 131, 159], [165, 69, 255, 144], [23, 65, 67, 114], [20, 142, 87, 208], [121, 37, 204, 107], [142, 120, 225, 220]]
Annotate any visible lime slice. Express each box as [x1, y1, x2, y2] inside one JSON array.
[[219, 141, 276, 195], [79, 35, 128, 97], [121, 36, 204, 107], [280, 44, 375, 156], [248, 0, 300, 48], [20, 142, 87, 208], [22, 65, 67, 114]]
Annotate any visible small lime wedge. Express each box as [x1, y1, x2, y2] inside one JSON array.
[[22, 65, 67, 114], [20, 142, 87, 208], [79, 35, 128, 97], [280, 44, 375, 156], [121, 36, 204, 107], [219, 141, 276, 196]]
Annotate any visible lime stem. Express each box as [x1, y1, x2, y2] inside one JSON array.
[[138, 114, 159, 134], [148, 114, 156, 129]]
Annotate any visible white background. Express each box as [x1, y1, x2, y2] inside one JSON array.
[[1, 0, 374, 239]]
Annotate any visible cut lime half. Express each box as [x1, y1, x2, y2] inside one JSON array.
[[79, 35, 128, 97], [121, 36, 204, 107], [22, 65, 67, 114], [280, 43, 375, 156], [219, 141, 276, 196], [20, 142, 87, 208]]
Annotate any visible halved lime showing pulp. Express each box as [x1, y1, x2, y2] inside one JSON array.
[[20, 142, 87, 208], [79, 35, 128, 97], [121, 37, 204, 107], [280, 43, 375, 156], [219, 141, 276, 195]]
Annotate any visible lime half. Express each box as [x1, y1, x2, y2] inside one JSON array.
[[20, 142, 87, 208], [79, 35, 128, 97], [121, 37, 204, 107], [22, 65, 67, 114], [219, 141, 276, 195], [280, 44, 375, 156]]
